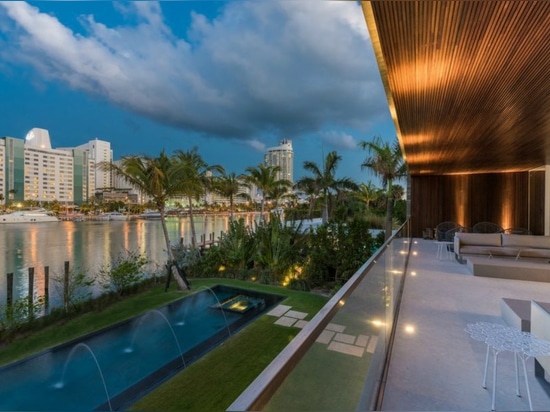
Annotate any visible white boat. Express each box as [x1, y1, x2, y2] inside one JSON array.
[[0, 209, 60, 223], [139, 210, 162, 219], [97, 211, 128, 221]]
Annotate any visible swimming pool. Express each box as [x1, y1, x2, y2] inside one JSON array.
[[0, 285, 284, 411]]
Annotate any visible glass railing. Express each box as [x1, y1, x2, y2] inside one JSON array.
[[228, 221, 412, 411]]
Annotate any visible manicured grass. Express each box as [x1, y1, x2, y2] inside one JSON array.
[[0, 278, 329, 411], [129, 280, 328, 411], [264, 337, 372, 411]]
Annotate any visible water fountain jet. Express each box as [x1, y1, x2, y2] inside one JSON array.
[[125, 309, 186, 367], [55, 342, 112, 411]]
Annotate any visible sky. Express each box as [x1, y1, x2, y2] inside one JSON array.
[[0, 1, 396, 183]]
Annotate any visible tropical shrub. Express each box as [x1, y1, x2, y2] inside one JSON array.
[[98, 249, 148, 296], [253, 215, 306, 284], [51, 263, 95, 314], [302, 219, 378, 288], [0, 296, 46, 342], [173, 246, 202, 278], [193, 219, 256, 279]]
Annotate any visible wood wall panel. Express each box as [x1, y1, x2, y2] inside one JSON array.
[[529, 170, 545, 234], [410, 171, 544, 237]]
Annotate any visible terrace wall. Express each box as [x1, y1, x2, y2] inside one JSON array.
[[409, 170, 545, 238]]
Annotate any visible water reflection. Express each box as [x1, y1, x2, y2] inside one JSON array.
[[0, 214, 259, 308]]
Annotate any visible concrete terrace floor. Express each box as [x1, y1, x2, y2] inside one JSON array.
[[381, 238, 550, 411]]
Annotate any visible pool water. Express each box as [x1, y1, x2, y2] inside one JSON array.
[[0, 285, 284, 411]]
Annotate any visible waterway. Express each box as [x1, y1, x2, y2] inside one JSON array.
[[0, 213, 259, 308]]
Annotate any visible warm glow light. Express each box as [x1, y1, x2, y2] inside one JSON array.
[[371, 319, 385, 328], [500, 177, 513, 229], [404, 324, 415, 334], [413, 251, 418, 256], [411, 271, 417, 276]]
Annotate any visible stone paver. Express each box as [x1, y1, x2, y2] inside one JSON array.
[[333, 333, 356, 345], [294, 320, 309, 329], [325, 323, 346, 333], [366, 336, 378, 354], [270, 307, 371, 359], [356, 335, 369, 347], [328, 341, 365, 357], [267, 305, 291, 317], [274, 316, 297, 327], [285, 310, 307, 319], [316, 330, 336, 344]]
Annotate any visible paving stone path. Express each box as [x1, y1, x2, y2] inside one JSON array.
[[266, 304, 377, 358]]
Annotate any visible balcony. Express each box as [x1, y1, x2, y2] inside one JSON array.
[[231, 224, 550, 411]]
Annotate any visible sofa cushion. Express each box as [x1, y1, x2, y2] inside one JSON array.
[[502, 234, 550, 249], [455, 232, 502, 247]]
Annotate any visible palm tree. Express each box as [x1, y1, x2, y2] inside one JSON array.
[[173, 148, 224, 248], [294, 177, 318, 219], [244, 164, 291, 219], [98, 151, 191, 290], [302, 151, 357, 223], [355, 182, 380, 211], [359, 136, 407, 240], [267, 182, 293, 208], [213, 172, 250, 220]]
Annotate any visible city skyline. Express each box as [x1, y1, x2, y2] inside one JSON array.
[[0, 1, 396, 183]]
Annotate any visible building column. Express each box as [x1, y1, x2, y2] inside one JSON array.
[[545, 166, 550, 235]]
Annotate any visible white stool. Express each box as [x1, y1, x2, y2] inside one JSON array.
[[435, 241, 453, 260]]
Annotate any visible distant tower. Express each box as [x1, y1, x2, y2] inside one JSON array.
[[264, 139, 294, 183], [76, 138, 113, 191]]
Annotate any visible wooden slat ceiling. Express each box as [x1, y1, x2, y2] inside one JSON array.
[[362, 1, 550, 176]]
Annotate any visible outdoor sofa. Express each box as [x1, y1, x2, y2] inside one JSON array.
[[454, 233, 550, 260], [531, 301, 550, 382]]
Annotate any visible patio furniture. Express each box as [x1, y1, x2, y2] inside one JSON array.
[[435, 241, 454, 260], [505, 227, 532, 235], [531, 301, 550, 385], [473, 222, 504, 234], [436, 221, 460, 241], [465, 321, 550, 411], [454, 233, 550, 261], [466, 256, 550, 283]]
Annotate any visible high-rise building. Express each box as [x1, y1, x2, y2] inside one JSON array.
[[0, 128, 102, 204], [264, 139, 294, 183], [0, 128, 75, 203], [76, 138, 113, 191]]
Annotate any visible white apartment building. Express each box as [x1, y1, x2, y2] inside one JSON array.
[[264, 139, 294, 183], [24, 128, 74, 203], [77, 138, 112, 191], [1, 128, 104, 205]]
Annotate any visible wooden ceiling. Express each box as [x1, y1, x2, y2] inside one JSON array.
[[362, 1, 550, 176]]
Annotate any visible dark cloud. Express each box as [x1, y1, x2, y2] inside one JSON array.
[[0, 1, 388, 146]]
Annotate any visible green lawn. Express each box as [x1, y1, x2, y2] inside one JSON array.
[[0, 278, 329, 411]]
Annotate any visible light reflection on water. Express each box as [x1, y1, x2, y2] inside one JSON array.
[[0, 214, 259, 308]]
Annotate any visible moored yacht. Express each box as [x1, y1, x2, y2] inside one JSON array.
[[97, 211, 129, 221], [0, 209, 60, 223], [138, 210, 162, 219]]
